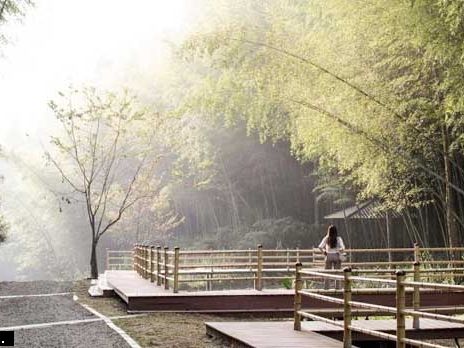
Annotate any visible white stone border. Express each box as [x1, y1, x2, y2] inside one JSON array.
[[0, 292, 72, 299], [79, 303, 142, 348], [0, 314, 146, 331], [0, 317, 103, 331]]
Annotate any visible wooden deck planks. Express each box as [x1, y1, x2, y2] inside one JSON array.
[[105, 271, 292, 297], [206, 319, 464, 347], [206, 321, 357, 348]]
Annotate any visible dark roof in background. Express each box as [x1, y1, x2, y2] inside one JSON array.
[[324, 200, 403, 220]]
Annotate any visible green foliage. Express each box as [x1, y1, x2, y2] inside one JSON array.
[[0, 0, 34, 46], [280, 277, 292, 290], [177, 0, 464, 230]]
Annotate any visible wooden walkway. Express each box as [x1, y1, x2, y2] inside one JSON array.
[[105, 270, 295, 312], [206, 321, 357, 348], [206, 319, 464, 347], [103, 271, 464, 314]]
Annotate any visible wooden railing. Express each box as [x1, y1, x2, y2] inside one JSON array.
[[294, 263, 464, 348], [106, 250, 133, 270], [110, 244, 464, 293], [131, 244, 326, 292]]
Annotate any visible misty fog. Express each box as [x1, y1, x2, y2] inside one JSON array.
[[1, 0, 462, 281]]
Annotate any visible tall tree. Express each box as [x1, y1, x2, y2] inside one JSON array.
[[46, 87, 164, 278]]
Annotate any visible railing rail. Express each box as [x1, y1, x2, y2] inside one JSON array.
[[295, 263, 464, 348], [106, 249, 133, 270]]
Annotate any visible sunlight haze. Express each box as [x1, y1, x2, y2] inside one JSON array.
[[0, 0, 188, 149]]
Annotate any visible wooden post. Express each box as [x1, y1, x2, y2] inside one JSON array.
[[413, 262, 420, 329], [140, 245, 144, 278], [396, 270, 406, 348], [156, 246, 161, 286], [173, 247, 180, 293], [343, 267, 352, 348], [294, 262, 303, 331], [144, 245, 149, 279], [414, 242, 420, 263], [248, 248, 252, 270], [164, 247, 169, 290], [135, 244, 141, 275], [133, 244, 138, 274], [137, 244, 141, 275], [256, 244, 263, 291], [286, 248, 290, 271], [150, 246, 155, 283], [296, 247, 300, 263], [209, 266, 214, 291]]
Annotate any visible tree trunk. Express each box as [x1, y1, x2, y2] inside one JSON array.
[[90, 241, 98, 279], [442, 124, 460, 260]]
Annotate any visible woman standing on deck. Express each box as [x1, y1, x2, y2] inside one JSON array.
[[318, 225, 345, 289]]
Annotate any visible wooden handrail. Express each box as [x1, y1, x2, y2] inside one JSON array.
[[294, 264, 464, 348]]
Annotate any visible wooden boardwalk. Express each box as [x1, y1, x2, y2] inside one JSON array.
[[105, 270, 295, 312], [206, 321, 357, 348], [206, 319, 464, 347], [104, 270, 464, 314]]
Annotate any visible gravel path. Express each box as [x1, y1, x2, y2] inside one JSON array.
[[13, 322, 131, 348], [0, 281, 74, 296], [0, 280, 133, 348], [0, 295, 94, 327]]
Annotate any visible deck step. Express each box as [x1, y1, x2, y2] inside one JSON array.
[[206, 321, 357, 348], [88, 272, 115, 297]]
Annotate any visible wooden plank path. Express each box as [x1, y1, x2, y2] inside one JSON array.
[[105, 270, 296, 312], [206, 321, 357, 348], [206, 319, 464, 347], [103, 271, 464, 314]]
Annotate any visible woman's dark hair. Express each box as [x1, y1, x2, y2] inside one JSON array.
[[327, 225, 338, 248]]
